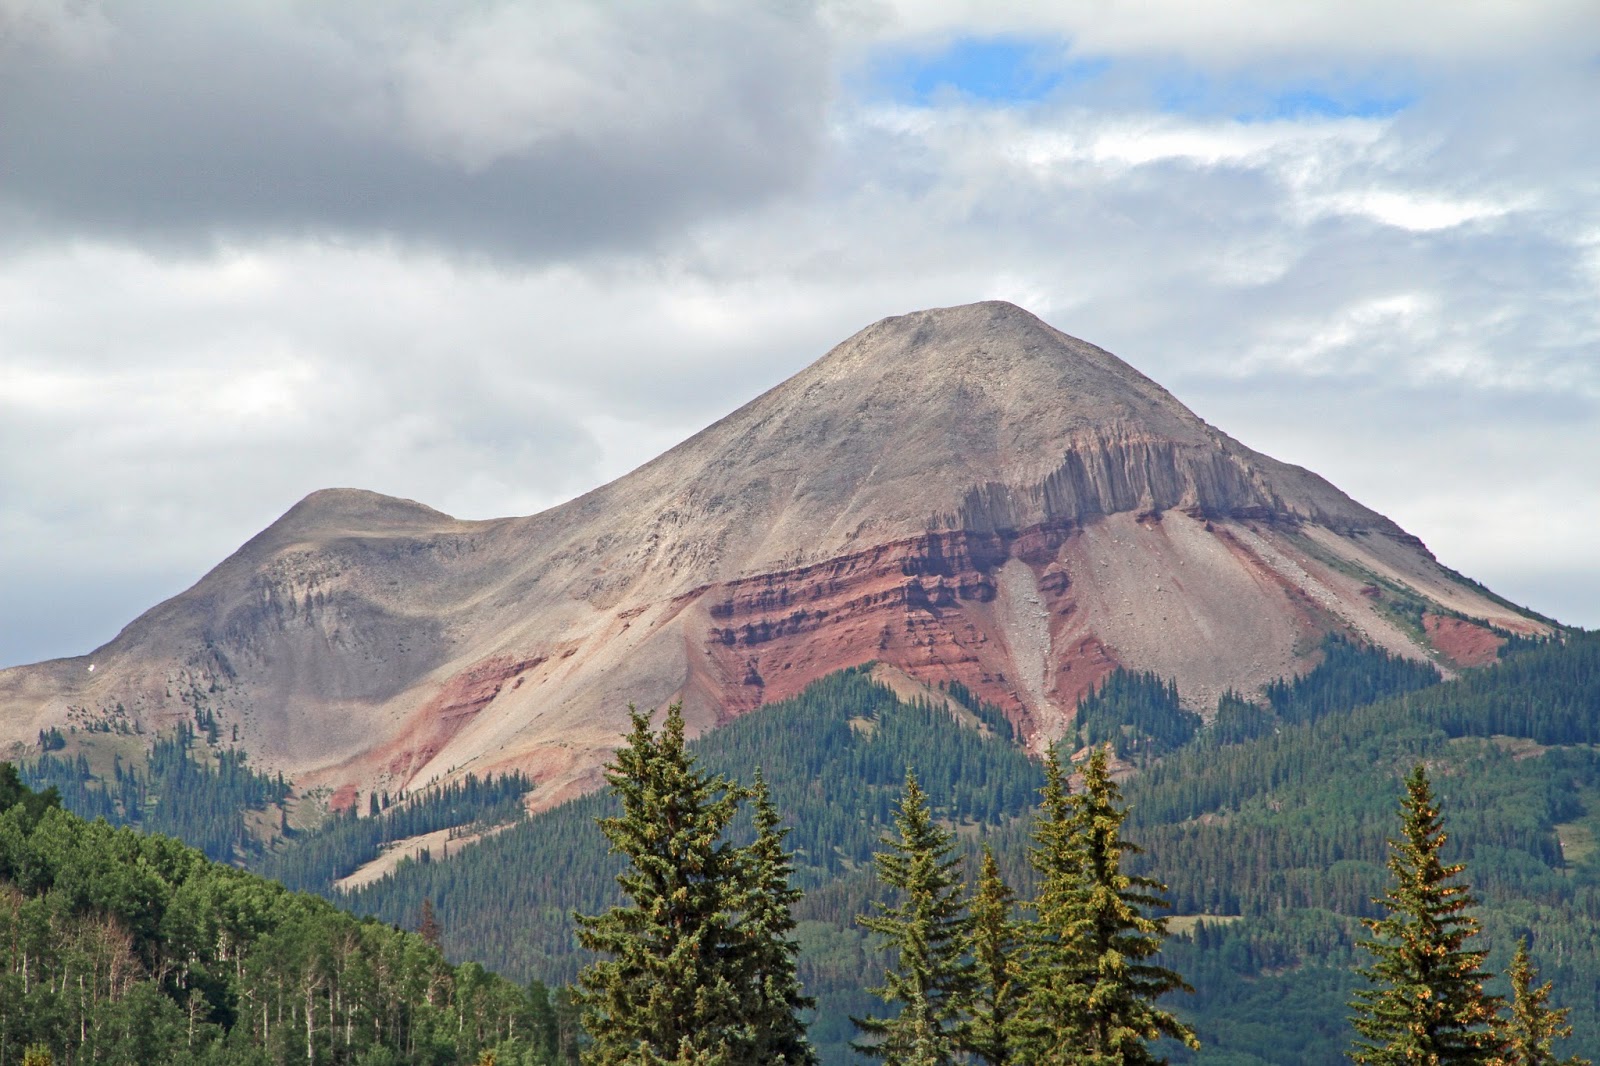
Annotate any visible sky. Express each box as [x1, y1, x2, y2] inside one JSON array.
[[1, 0, 1597, 667]]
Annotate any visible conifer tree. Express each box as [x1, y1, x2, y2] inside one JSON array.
[[962, 844, 1024, 1066], [853, 769, 973, 1066], [1499, 939, 1588, 1066], [575, 704, 747, 1066], [1349, 763, 1503, 1065], [1022, 745, 1195, 1064], [732, 769, 818, 1065], [1018, 741, 1086, 1062]]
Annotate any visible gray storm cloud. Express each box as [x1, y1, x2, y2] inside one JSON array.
[[0, 1, 832, 257]]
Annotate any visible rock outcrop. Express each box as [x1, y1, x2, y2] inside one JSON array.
[[0, 302, 1551, 810]]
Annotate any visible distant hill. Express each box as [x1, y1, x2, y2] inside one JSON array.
[[0, 302, 1551, 821]]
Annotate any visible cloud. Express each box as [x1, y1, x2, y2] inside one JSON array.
[[3, 3, 1599, 666], [860, 1, 1600, 63], [0, 1, 833, 259]]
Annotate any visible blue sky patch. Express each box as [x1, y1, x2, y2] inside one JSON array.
[[1152, 66, 1416, 121], [860, 39, 1414, 122], [866, 36, 1106, 107], [1253, 87, 1415, 120]]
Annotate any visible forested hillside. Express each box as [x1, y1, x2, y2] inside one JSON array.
[[18, 631, 1598, 1065], [325, 635, 1599, 1066], [1118, 631, 1600, 1063], [23, 721, 291, 863], [334, 669, 1046, 1054], [0, 766, 580, 1065]]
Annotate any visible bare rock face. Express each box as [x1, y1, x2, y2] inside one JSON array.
[[0, 302, 1550, 810]]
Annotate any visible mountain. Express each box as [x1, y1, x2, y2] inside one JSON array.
[[0, 301, 1549, 811]]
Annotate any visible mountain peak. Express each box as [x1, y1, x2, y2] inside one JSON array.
[[0, 303, 1552, 811], [272, 487, 457, 536], [796, 299, 1198, 443], [581, 301, 1382, 580]]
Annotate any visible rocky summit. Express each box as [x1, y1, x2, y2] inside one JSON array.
[[0, 302, 1549, 810]]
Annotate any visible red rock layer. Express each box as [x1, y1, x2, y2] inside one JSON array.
[[689, 520, 1119, 743]]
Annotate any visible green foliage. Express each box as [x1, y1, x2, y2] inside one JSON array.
[[736, 771, 819, 1065], [1349, 765, 1503, 1064], [575, 705, 816, 1066], [1499, 940, 1588, 1066], [256, 772, 533, 893], [1074, 671, 1200, 760], [1022, 747, 1196, 1065], [961, 845, 1023, 1066], [230, 632, 1599, 1065], [1017, 747, 1083, 1061], [941, 681, 1016, 744], [0, 763, 563, 1066], [1198, 635, 1442, 752], [1117, 635, 1600, 1063], [22, 724, 290, 862], [575, 705, 746, 1065], [338, 668, 1044, 997], [1207, 691, 1276, 747], [1266, 635, 1440, 727], [853, 770, 973, 1066], [0, 762, 61, 828]]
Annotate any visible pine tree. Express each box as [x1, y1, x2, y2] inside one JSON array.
[[1499, 939, 1588, 1066], [962, 844, 1024, 1065], [1022, 745, 1195, 1065], [1349, 763, 1503, 1065], [575, 704, 747, 1066], [853, 769, 973, 1066], [732, 769, 818, 1065]]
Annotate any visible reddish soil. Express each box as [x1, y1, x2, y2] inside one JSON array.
[[1048, 633, 1119, 716], [1424, 613, 1504, 668], [328, 783, 359, 814], [315, 654, 548, 794]]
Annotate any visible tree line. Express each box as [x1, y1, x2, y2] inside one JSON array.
[[23, 722, 291, 863]]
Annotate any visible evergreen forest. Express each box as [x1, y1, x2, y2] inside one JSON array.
[[0, 764, 581, 1065], [11, 628, 1600, 1065]]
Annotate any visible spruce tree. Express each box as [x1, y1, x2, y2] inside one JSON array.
[[962, 844, 1024, 1066], [1019, 741, 1087, 1063], [1499, 939, 1588, 1066], [575, 704, 747, 1066], [1023, 745, 1195, 1065], [853, 769, 973, 1066], [732, 769, 818, 1065], [1349, 763, 1503, 1065]]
